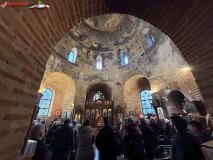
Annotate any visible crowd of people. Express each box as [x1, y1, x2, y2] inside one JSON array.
[[29, 114, 213, 160]]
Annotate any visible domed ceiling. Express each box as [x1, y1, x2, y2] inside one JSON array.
[[84, 14, 125, 33], [47, 13, 188, 94], [68, 14, 140, 52]]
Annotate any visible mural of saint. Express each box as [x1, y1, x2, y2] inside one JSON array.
[[96, 109, 101, 120], [157, 107, 165, 119], [67, 112, 71, 119], [108, 109, 112, 117], [86, 109, 90, 119], [61, 112, 67, 121], [103, 109, 107, 118], [91, 109, 95, 119]]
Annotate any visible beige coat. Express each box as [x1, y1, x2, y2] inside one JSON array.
[[75, 126, 95, 160]]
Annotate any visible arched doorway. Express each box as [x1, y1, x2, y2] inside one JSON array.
[[167, 90, 206, 121], [85, 83, 113, 128]]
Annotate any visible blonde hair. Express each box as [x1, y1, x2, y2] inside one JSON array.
[[75, 124, 81, 131], [52, 121, 58, 126]]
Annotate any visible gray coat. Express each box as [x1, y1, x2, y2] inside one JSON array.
[[75, 126, 95, 160]]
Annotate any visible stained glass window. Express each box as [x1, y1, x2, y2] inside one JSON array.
[[124, 55, 128, 65], [38, 88, 52, 117], [97, 60, 102, 69], [140, 90, 155, 115], [68, 48, 77, 63], [68, 51, 74, 62], [93, 95, 99, 101], [151, 35, 154, 43]]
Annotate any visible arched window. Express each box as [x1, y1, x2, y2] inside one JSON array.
[[93, 91, 102, 101], [93, 95, 100, 101], [140, 90, 155, 115], [124, 55, 128, 65], [96, 55, 102, 69], [121, 52, 129, 66], [68, 48, 77, 63], [68, 51, 74, 62], [38, 88, 53, 117], [142, 28, 154, 47]]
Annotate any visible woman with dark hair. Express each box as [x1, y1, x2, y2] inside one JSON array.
[[75, 119, 95, 160], [45, 121, 58, 144], [49, 118, 58, 129]]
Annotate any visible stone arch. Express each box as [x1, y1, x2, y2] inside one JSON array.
[[86, 82, 112, 101], [40, 72, 76, 124], [123, 75, 151, 111], [1, 1, 213, 159], [167, 90, 185, 108]]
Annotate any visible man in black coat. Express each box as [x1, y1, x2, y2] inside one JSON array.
[[45, 121, 58, 144], [139, 118, 156, 160], [95, 117, 117, 160], [30, 124, 51, 160], [188, 120, 213, 143], [170, 116, 205, 160], [149, 117, 159, 139], [123, 118, 146, 160], [164, 119, 174, 140], [51, 119, 74, 160]]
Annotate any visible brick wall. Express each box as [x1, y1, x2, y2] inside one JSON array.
[[123, 75, 151, 111], [39, 72, 75, 125]]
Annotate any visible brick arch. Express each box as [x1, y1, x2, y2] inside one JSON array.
[[40, 72, 76, 124], [123, 75, 151, 111], [167, 90, 185, 108], [0, 1, 213, 159]]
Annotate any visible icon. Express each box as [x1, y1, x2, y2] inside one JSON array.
[[1, 2, 7, 8], [28, 1, 49, 9]]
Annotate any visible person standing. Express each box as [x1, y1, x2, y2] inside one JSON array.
[[51, 119, 74, 160], [70, 120, 77, 130], [170, 116, 204, 160], [139, 118, 156, 160], [96, 117, 117, 160], [164, 119, 174, 140], [73, 123, 81, 151], [123, 118, 146, 160], [75, 119, 95, 160], [150, 116, 159, 140], [188, 120, 213, 143], [49, 118, 58, 129], [29, 124, 51, 160], [45, 121, 58, 144]]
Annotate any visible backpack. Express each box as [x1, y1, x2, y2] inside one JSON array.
[[113, 130, 124, 156]]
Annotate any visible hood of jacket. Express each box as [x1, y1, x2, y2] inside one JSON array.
[[78, 126, 93, 134], [123, 122, 138, 130]]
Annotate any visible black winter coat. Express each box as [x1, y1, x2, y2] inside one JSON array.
[[139, 124, 156, 158], [45, 125, 57, 144], [150, 119, 159, 139], [95, 125, 117, 160], [32, 139, 51, 160], [51, 124, 74, 159], [164, 122, 174, 140], [171, 131, 205, 160], [123, 123, 146, 160]]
